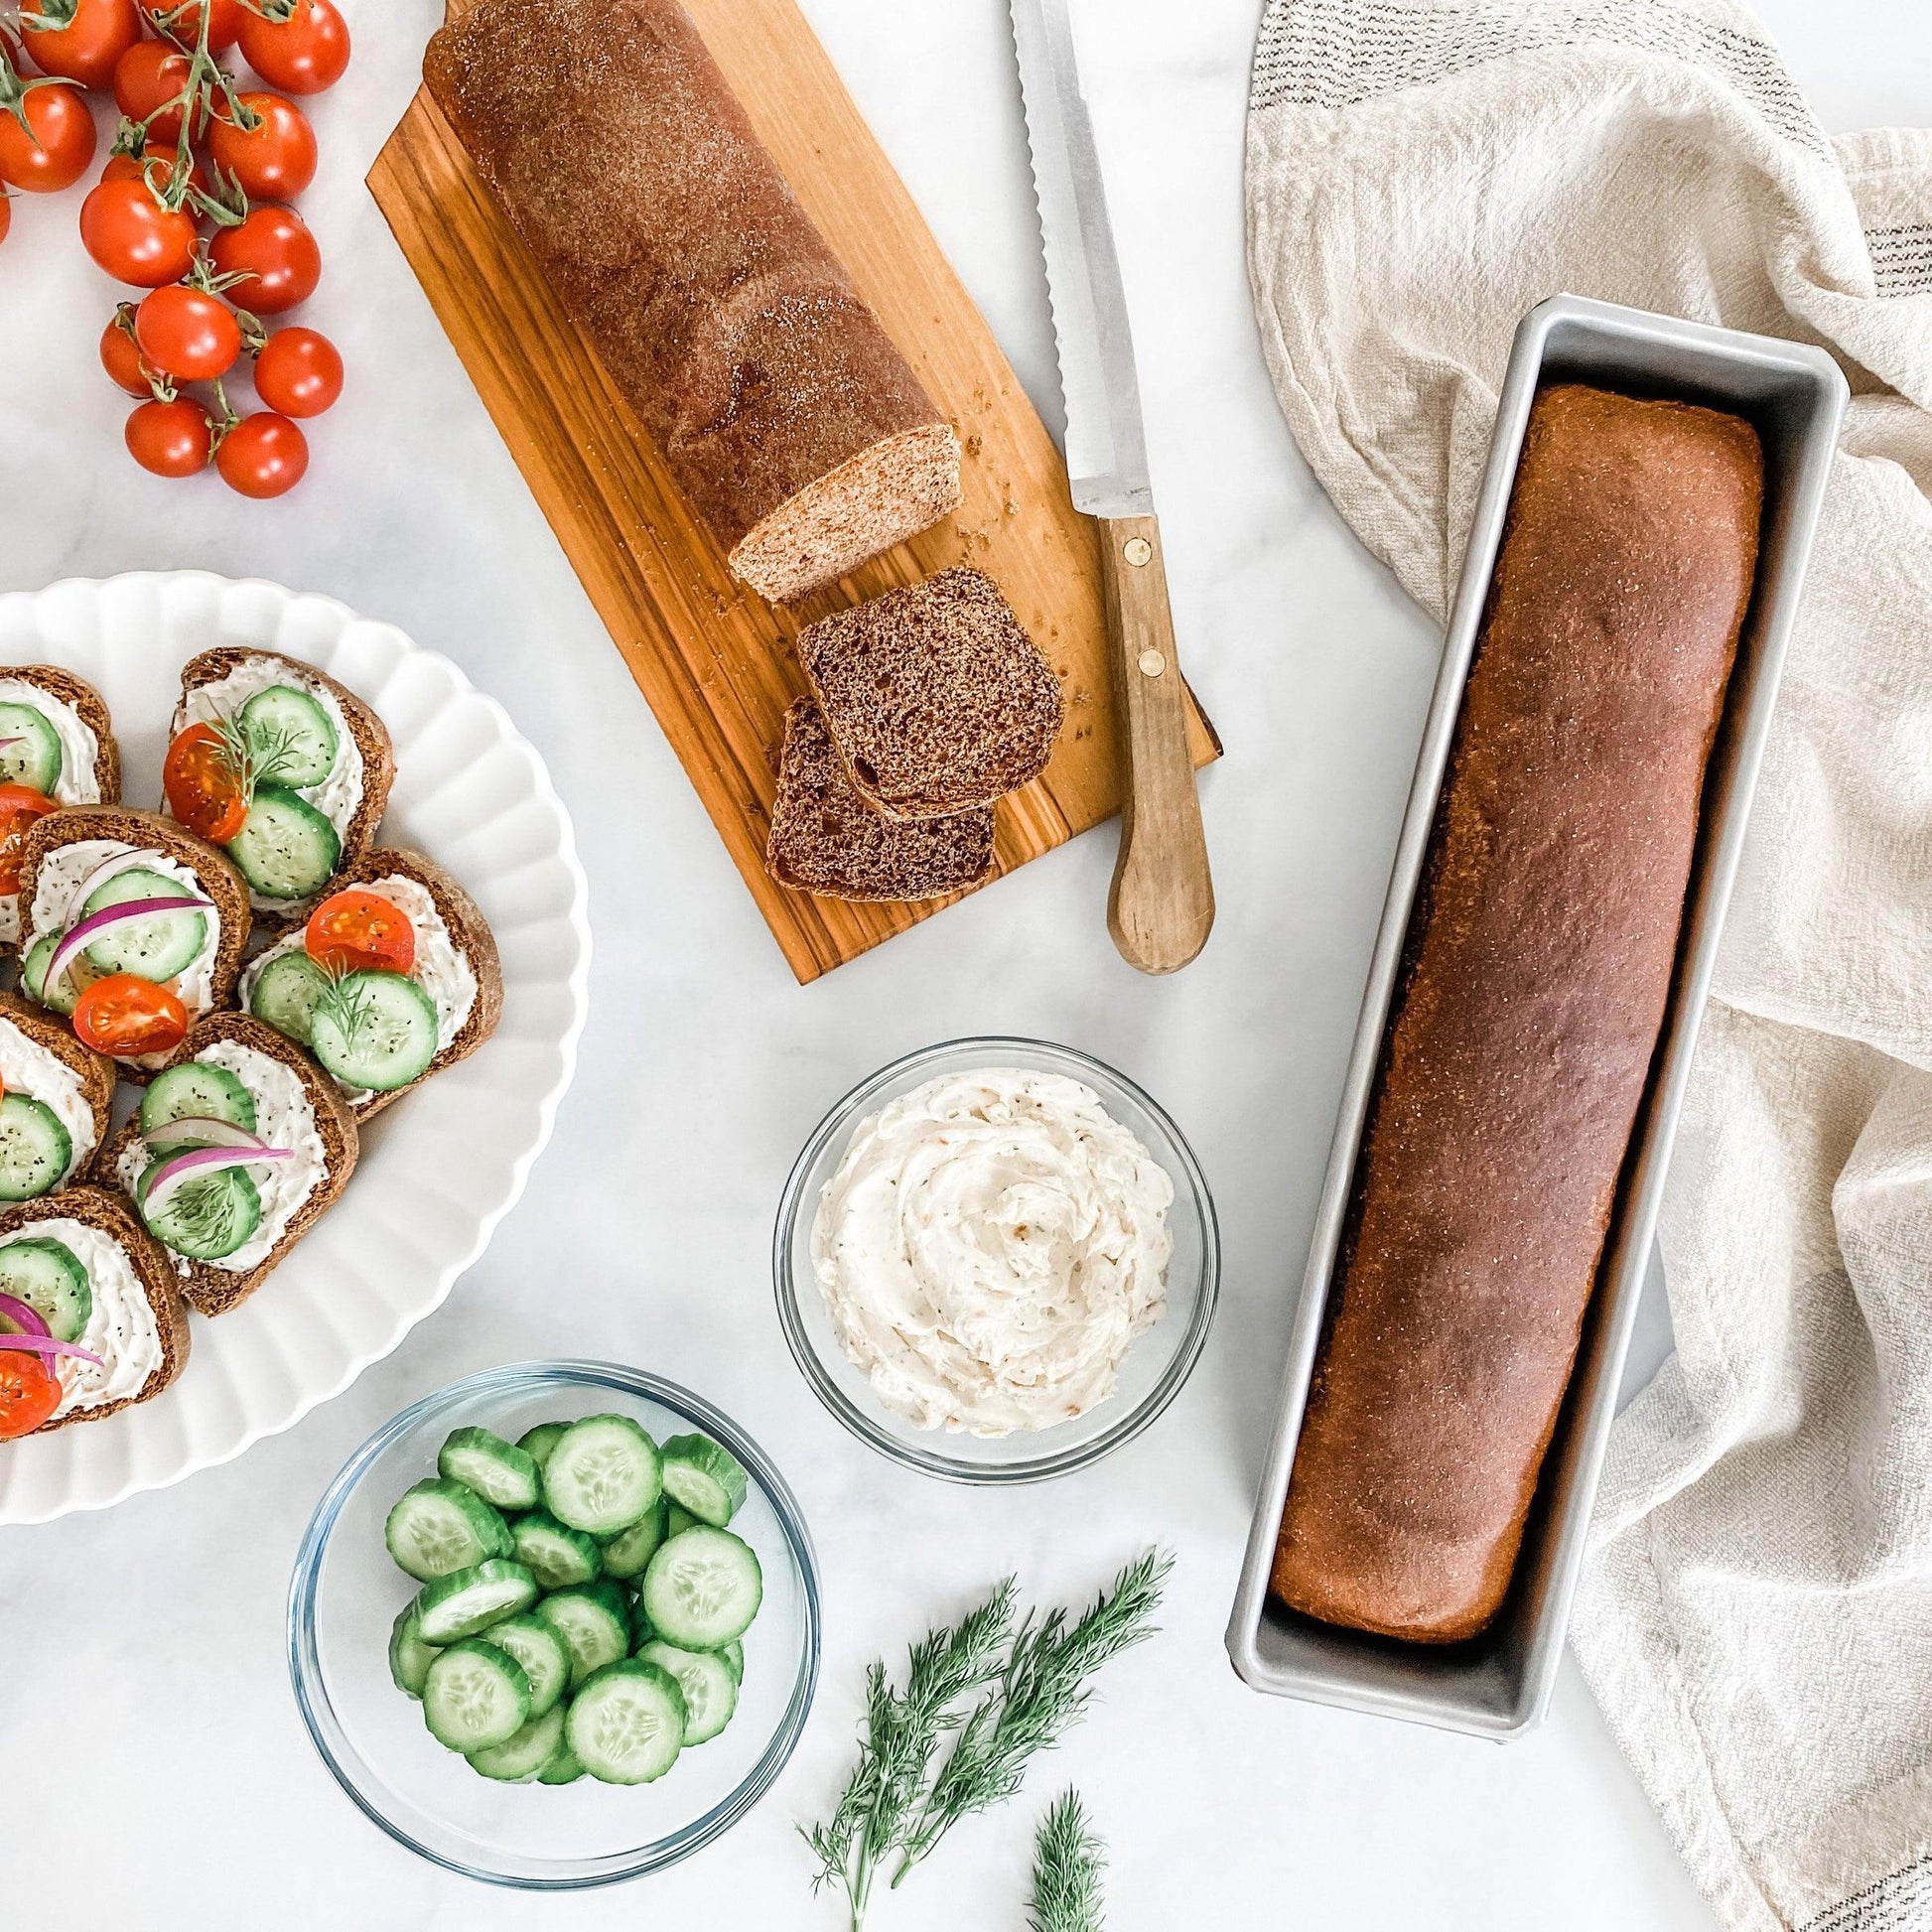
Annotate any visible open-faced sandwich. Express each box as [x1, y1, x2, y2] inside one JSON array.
[[104, 1012, 358, 1314], [236, 848, 502, 1118], [161, 646, 395, 927], [0, 1185, 189, 1441], [0, 666, 121, 955], [0, 992, 115, 1202], [16, 807, 251, 1078]]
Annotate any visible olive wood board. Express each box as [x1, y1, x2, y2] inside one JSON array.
[[367, 0, 1219, 982]]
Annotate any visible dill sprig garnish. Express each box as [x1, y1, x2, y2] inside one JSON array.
[[210, 710, 310, 804], [1027, 1790, 1106, 1932]]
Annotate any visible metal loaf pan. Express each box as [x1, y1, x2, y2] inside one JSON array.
[[1225, 294, 1847, 1738]]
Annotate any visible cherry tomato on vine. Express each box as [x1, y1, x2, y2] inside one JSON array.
[[102, 143, 209, 200], [207, 203, 318, 312], [135, 282, 242, 381], [141, 0, 238, 53], [19, 0, 143, 90], [162, 721, 247, 839], [207, 89, 314, 200], [79, 177, 198, 285], [252, 325, 340, 417], [0, 783, 58, 896], [305, 891, 416, 975], [0, 1349, 62, 1442], [0, 80, 97, 193], [112, 38, 197, 147], [99, 309, 159, 395], [73, 973, 189, 1056], [234, 0, 346, 94], [125, 395, 213, 477], [215, 410, 307, 496]]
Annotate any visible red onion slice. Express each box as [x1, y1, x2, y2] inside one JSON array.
[[47, 895, 216, 991], [60, 846, 172, 930], [141, 1143, 292, 1214], [0, 737, 21, 750], [141, 1116, 269, 1153], [0, 1291, 52, 1339], [0, 1333, 105, 1366]]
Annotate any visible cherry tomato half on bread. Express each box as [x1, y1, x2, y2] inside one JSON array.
[[208, 204, 319, 313], [253, 326, 340, 416], [0, 79, 97, 193], [73, 974, 189, 1057], [215, 410, 307, 497], [112, 38, 197, 147], [80, 177, 198, 286], [234, 0, 347, 94], [0, 783, 58, 895], [0, 1347, 62, 1440], [305, 891, 415, 975], [142, 0, 238, 53], [19, 0, 144, 90], [207, 90, 314, 201], [125, 395, 213, 478], [162, 721, 246, 840], [135, 283, 241, 381]]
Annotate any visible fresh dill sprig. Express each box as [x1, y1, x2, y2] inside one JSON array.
[[1027, 1790, 1106, 1932], [210, 709, 310, 802]]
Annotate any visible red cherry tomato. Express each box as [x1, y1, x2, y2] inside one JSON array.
[[79, 177, 198, 285], [125, 395, 213, 477], [103, 143, 209, 201], [207, 203, 318, 313], [0, 782, 58, 897], [207, 90, 314, 201], [72, 973, 190, 1057], [305, 891, 416, 975], [252, 326, 340, 417], [214, 410, 306, 497], [112, 38, 198, 146], [19, 0, 144, 89], [0, 194, 10, 246], [162, 721, 247, 840], [0, 1348, 62, 1441], [99, 308, 159, 396], [234, 0, 346, 94], [135, 282, 241, 381], [0, 79, 97, 194], [141, 0, 238, 52]]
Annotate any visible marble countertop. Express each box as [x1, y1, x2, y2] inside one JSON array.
[[3, 1, 1923, 1926]]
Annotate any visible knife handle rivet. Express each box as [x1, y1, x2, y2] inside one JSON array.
[[1123, 536, 1154, 567], [1138, 649, 1167, 678]]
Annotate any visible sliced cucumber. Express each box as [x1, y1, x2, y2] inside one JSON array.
[[80, 868, 208, 982], [384, 1478, 513, 1583], [511, 1510, 603, 1589], [21, 934, 79, 1017], [664, 1502, 699, 1541], [248, 947, 332, 1047], [598, 1501, 666, 1582], [515, 1421, 570, 1470], [227, 784, 341, 902], [541, 1414, 662, 1536], [388, 1602, 441, 1700], [659, 1433, 749, 1527], [636, 1639, 738, 1746], [533, 1580, 631, 1690], [0, 1095, 72, 1200], [140, 1061, 257, 1139], [0, 702, 64, 792], [422, 1638, 529, 1752], [136, 1158, 260, 1262], [479, 1613, 571, 1721], [239, 684, 339, 788], [468, 1702, 566, 1783], [438, 1426, 541, 1512], [721, 1640, 744, 1685], [416, 1559, 540, 1645], [536, 1739, 585, 1785], [309, 970, 437, 1094], [0, 1237, 90, 1341], [565, 1659, 686, 1785], [640, 1526, 762, 1651]]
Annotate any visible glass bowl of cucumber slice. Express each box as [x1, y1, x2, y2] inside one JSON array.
[[287, 1360, 820, 1888]]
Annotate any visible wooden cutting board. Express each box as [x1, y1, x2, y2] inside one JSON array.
[[368, 0, 1219, 983]]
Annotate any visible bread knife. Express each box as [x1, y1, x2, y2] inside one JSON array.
[[1008, 0, 1213, 974]]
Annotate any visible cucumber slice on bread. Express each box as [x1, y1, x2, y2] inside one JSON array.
[[0, 702, 65, 793], [247, 948, 332, 1047], [136, 1158, 261, 1262], [0, 1235, 90, 1339], [309, 970, 438, 1093], [20, 934, 79, 1016], [80, 868, 207, 982], [139, 1062, 257, 1139], [238, 684, 339, 788], [0, 1095, 72, 1200], [226, 785, 341, 902]]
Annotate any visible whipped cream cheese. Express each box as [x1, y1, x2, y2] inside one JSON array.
[[116, 1038, 327, 1274], [0, 1017, 96, 1182], [177, 657, 362, 910], [0, 680, 101, 948], [810, 1068, 1175, 1438], [2, 1218, 164, 1419]]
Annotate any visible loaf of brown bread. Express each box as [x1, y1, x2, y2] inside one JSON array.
[[1271, 384, 1763, 1644], [423, 0, 962, 604]]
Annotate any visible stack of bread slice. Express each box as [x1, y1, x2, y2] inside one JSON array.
[[765, 568, 1064, 901]]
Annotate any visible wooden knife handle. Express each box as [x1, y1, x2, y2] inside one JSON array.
[[1098, 514, 1214, 974]]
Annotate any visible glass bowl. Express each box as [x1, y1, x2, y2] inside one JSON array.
[[773, 1036, 1219, 1484], [287, 1360, 820, 1889]]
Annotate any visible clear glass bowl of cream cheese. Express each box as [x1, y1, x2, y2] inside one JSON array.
[[773, 1037, 1219, 1483]]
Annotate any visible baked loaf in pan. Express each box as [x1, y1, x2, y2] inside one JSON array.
[[423, 0, 962, 604], [1271, 384, 1763, 1644]]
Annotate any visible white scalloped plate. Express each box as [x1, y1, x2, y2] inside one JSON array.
[[0, 573, 590, 1525]]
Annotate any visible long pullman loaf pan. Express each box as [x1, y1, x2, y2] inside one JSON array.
[[1225, 294, 1847, 1738]]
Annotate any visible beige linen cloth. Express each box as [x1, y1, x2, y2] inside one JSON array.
[[1245, 3, 1932, 1927]]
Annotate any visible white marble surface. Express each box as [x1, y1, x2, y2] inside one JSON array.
[[1, 1, 1924, 1926]]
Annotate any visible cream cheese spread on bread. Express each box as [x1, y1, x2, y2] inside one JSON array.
[[0, 1017, 95, 1182], [0, 680, 102, 947], [3, 1217, 163, 1419], [810, 1068, 1174, 1437]]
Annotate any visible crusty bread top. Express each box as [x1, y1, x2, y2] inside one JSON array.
[[0, 988, 117, 1154], [765, 699, 995, 902], [1, 1184, 191, 1435], [799, 567, 1064, 818], [0, 664, 121, 803]]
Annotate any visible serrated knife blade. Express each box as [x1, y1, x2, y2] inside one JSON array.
[[1009, 0, 1153, 519]]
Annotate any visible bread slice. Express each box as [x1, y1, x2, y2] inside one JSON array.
[[0, 1185, 191, 1434], [798, 567, 1065, 819], [173, 646, 396, 926], [101, 1012, 359, 1316], [0, 990, 116, 1187], [764, 699, 995, 901], [237, 846, 504, 1120], [16, 807, 253, 1079]]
